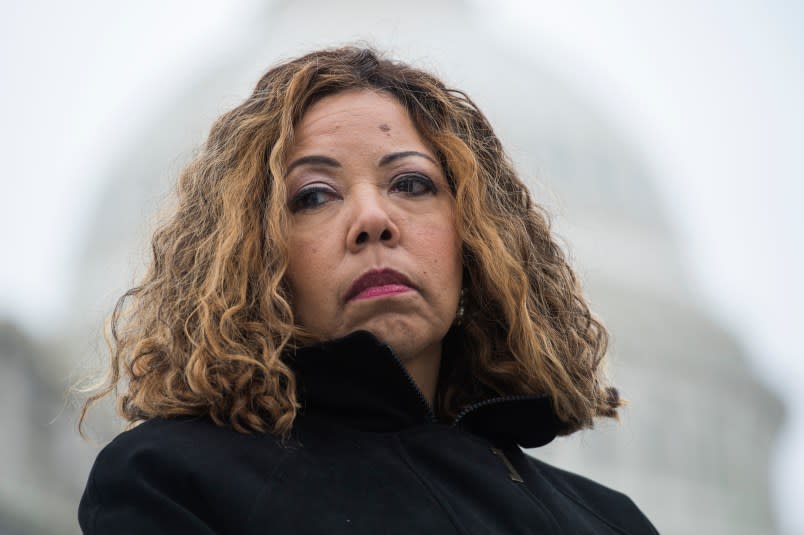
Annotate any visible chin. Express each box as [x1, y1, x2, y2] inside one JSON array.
[[353, 316, 442, 363]]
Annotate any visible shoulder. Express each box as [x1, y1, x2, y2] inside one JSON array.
[[90, 416, 288, 484], [524, 455, 659, 535], [79, 417, 290, 534], [98, 415, 282, 460]]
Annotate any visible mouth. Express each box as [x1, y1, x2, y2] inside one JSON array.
[[345, 268, 416, 302]]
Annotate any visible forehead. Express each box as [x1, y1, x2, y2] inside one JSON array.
[[290, 90, 431, 155]]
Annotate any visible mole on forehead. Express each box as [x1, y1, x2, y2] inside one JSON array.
[[378, 123, 391, 132]]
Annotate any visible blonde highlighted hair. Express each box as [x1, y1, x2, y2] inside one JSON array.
[[80, 46, 621, 438]]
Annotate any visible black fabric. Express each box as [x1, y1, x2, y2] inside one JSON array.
[[79, 330, 659, 534]]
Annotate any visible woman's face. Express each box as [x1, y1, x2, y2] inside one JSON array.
[[284, 89, 462, 366]]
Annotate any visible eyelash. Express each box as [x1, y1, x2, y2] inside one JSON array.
[[288, 173, 437, 213], [288, 185, 338, 213], [390, 173, 438, 196]]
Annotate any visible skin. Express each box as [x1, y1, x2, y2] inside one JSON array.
[[284, 89, 463, 405]]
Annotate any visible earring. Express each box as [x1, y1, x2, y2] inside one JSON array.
[[454, 288, 466, 326]]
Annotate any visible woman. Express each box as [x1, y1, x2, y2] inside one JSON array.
[[78, 47, 658, 534]]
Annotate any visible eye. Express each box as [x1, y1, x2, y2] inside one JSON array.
[[390, 173, 437, 196], [289, 185, 339, 212]]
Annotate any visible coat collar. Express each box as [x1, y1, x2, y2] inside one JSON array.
[[286, 331, 562, 448]]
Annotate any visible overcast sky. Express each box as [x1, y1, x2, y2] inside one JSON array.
[[2, 1, 802, 533]]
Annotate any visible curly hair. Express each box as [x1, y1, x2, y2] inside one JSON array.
[[79, 46, 621, 438]]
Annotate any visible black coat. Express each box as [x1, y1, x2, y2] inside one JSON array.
[[79, 331, 658, 534]]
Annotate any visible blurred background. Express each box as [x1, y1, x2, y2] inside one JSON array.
[[1, 1, 801, 533]]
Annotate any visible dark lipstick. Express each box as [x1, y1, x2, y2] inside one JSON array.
[[346, 268, 415, 302]]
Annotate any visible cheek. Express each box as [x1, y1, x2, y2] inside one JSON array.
[[416, 223, 462, 292], [285, 236, 325, 313]]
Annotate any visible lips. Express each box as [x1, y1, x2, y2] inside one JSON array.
[[345, 268, 415, 302]]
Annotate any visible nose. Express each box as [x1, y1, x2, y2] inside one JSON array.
[[346, 190, 400, 252]]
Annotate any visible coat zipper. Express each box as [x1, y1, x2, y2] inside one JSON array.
[[490, 447, 524, 483], [452, 394, 548, 426], [452, 395, 549, 486], [384, 344, 437, 423], [383, 353, 532, 485], [376, 363, 527, 484]]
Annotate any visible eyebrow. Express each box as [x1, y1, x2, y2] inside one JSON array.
[[379, 151, 438, 167], [286, 155, 341, 175], [286, 150, 437, 175]]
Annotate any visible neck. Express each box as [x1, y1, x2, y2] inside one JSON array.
[[398, 342, 442, 407], [287, 331, 562, 446]]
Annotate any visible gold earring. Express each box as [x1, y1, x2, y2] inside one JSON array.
[[455, 288, 466, 326]]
